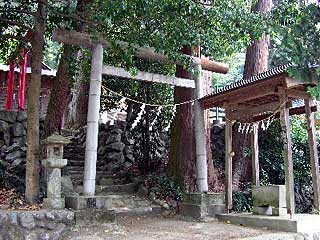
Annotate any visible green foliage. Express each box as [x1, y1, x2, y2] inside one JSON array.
[[146, 173, 184, 202], [232, 190, 252, 213], [271, 1, 320, 92]]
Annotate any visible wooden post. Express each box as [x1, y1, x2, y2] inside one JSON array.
[[194, 61, 208, 192], [83, 44, 103, 196], [251, 123, 260, 186], [305, 98, 320, 212], [225, 110, 233, 211], [279, 93, 295, 215]]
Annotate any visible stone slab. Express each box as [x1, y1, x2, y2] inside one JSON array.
[[252, 185, 286, 208], [183, 192, 225, 205], [253, 206, 287, 216], [74, 209, 115, 224], [180, 203, 226, 219], [216, 213, 320, 233], [65, 195, 113, 210], [43, 198, 65, 209]]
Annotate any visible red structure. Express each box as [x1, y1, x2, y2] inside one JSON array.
[[0, 55, 55, 117], [18, 50, 28, 111], [5, 61, 15, 110]]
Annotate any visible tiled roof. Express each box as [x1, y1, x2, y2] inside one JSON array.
[[208, 64, 293, 97]]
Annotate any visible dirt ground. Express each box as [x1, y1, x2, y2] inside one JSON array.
[[63, 215, 296, 240]]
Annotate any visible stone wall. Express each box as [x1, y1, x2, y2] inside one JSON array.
[[0, 110, 28, 190], [0, 209, 74, 240]]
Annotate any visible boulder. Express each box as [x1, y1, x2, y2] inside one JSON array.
[[5, 150, 22, 163], [61, 176, 75, 196], [19, 213, 36, 230], [16, 112, 27, 122], [6, 143, 21, 153], [11, 158, 25, 167], [12, 122, 26, 137], [106, 152, 125, 162], [106, 142, 125, 152], [105, 133, 121, 145], [0, 120, 9, 132], [0, 111, 17, 123]]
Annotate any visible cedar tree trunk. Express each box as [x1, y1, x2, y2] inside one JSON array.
[[232, 0, 272, 188], [44, 46, 72, 136], [168, 47, 214, 192], [25, 0, 46, 204]]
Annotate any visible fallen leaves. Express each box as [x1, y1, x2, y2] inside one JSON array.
[[0, 188, 42, 211]]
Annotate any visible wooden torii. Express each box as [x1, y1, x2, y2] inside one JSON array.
[[53, 29, 229, 196], [199, 65, 320, 214]]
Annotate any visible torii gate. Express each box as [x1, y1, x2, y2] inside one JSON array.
[[53, 29, 229, 196]]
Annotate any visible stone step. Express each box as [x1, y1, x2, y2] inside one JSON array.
[[74, 209, 115, 224], [75, 183, 137, 194], [96, 183, 137, 194], [114, 205, 162, 217], [67, 162, 107, 167], [66, 166, 108, 172]]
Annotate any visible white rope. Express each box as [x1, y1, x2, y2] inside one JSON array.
[[102, 85, 197, 108]]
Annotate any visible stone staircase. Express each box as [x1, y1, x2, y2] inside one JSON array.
[[62, 125, 163, 221], [66, 178, 162, 222]]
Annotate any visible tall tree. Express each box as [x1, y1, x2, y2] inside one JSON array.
[[232, 0, 273, 188], [25, 0, 46, 203]]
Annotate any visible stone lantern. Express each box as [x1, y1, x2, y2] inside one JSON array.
[[42, 133, 70, 209]]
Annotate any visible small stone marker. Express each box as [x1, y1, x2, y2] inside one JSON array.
[[42, 134, 70, 209]]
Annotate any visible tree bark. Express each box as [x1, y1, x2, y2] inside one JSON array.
[[232, 0, 272, 189], [25, 0, 46, 204], [64, 0, 93, 129], [168, 47, 214, 192], [44, 46, 72, 136]]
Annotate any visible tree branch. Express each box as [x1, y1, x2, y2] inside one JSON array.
[[50, 10, 98, 26], [0, 34, 30, 42], [0, 9, 35, 16], [0, 17, 32, 30]]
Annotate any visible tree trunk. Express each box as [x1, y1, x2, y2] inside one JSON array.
[[63, 0, 93, 129], [44, 46, 72, 136], [25, 0, 46, 204], [233, 0, 272, 189], [168, 47, 214, 192]]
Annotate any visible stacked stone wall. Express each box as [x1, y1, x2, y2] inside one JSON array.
[[0, 210, 74, 240]]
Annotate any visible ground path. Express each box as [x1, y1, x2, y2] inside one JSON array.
[[63, 215, 296, 240]]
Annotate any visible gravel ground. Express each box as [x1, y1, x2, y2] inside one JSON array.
[[63, 215, 296, 240]]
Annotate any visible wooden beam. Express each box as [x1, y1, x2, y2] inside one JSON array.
[[102, 65, 195, 88], [225, 110, 233, 212], [279, 92, 295, 216], [252, 105, 317, 122], [230, 102, 279, 120], [305, 98, 320, 212], [53, 29, 229, 74], [277, 86, 311, 99], [251, 124, 259, 186]]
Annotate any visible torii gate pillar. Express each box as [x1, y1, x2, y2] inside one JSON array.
[[83, 44, 103, 196]]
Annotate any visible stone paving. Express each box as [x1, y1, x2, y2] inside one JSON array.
[[63, 215, 297, 240]]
